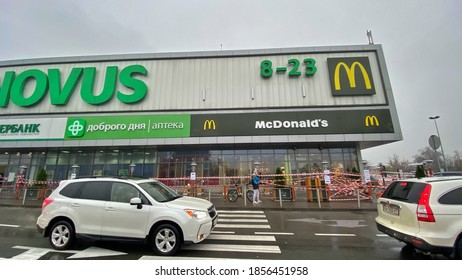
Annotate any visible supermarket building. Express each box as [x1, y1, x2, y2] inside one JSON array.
[[0, 44, 402, 184]]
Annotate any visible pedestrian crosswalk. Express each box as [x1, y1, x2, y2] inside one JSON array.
[[181, 210, 284, 255]]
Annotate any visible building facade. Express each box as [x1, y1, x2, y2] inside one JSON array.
[[0, 45, 402, 184]]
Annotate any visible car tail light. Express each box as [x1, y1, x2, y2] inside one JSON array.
[[42, 198, 54, 210], [416, 184, 435, 222]]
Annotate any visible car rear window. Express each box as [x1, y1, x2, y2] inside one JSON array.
[[381, 181, 427, 203], [59, 182, 85, 198], [439, 186, 462, 205]]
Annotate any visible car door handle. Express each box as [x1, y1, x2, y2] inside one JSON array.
[[105, 207, 116, 211], [71, 203, 79, 208]]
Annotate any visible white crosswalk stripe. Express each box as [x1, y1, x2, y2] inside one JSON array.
[[183, 244, 281, 253], [180, 209, 282, 256], [214, 224, 271, 229], [217, 218, 269, 223], [207, 234, 276, 241]]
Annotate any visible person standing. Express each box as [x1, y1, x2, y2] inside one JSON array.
[[251, 168, 262, 204]]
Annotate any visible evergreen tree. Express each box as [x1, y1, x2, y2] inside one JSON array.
[[35, 167, 48, 186], [415, 165, 426, 179], [274, 167, 285, 188]]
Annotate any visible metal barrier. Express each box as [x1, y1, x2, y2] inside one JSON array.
[[166, 182, 386, 209], [0, 173, 389, 208]]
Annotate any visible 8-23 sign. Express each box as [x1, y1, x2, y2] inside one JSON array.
[[260, 58, 317, 77]]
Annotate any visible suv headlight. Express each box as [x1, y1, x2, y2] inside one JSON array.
[[184, 209, 208, 220]]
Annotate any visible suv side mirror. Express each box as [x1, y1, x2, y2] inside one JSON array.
[[130, 197, 143, 209]]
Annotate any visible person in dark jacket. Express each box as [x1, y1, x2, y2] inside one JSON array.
[[251, 168, 261, 204]]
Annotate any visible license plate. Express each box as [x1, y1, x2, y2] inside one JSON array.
[[383, 204, 400, 216]]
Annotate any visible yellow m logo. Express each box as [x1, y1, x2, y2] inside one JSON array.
[[334, 62, 372, 91], [203, 120, 216, 130], [365, 115, 379, 126]]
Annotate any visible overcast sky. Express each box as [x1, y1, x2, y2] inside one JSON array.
[[1, 0, 461, 164]]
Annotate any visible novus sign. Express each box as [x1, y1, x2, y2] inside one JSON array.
[[0, 64, 148, 107]]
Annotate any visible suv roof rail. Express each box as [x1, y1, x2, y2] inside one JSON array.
[[74, 175, 150, 180]]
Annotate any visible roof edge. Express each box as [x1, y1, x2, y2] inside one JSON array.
[[0, 44, 382, 67]]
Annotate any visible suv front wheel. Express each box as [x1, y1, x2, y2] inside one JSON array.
[[455, 237, 462, 260], [151, 224, 181, 256], [49, 220, 75, 250]]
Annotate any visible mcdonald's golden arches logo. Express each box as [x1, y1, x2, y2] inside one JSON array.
[[203, 119, 216, 130], [327, 57, 376, 96], [365, 115, 379, 127]]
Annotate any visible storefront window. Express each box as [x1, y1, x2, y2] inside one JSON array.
[[144, 149, 157, 164], [344, 148, 358, 172], [308, 149, 322, 172], [1, 145, 361, 181], [330, 148, 344, 172], [94, 150, 106, 165], [0, 153, 9, 165], [10, 152, 21, 165], [57, 151, 70, 165], [31, 152, 46, 166]]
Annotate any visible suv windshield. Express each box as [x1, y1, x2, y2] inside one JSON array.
[[138, 181, 182, 202]]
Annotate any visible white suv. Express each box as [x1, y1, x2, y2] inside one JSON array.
[[36, 177, 218, 256], [376, 176, 462, 259]]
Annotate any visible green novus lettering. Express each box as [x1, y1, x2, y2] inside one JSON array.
[[0, 64, 148, 107], [117, 64, 147, 103], [11, 69, 49, 107], [48, 68, 83, 105], [81, 66, 118, 105], [0, 71, 15, 107]]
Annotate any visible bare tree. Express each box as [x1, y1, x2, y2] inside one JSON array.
[[387, 154, 410, 171], [451, 150, 462, 171], [413, 146, 444, 171]]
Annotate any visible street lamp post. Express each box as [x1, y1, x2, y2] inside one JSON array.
[[429, 116, 448, 171], [16, 165, 28, 200]]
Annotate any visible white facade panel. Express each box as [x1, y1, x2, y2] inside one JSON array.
[[1, 49, 387, 115]]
